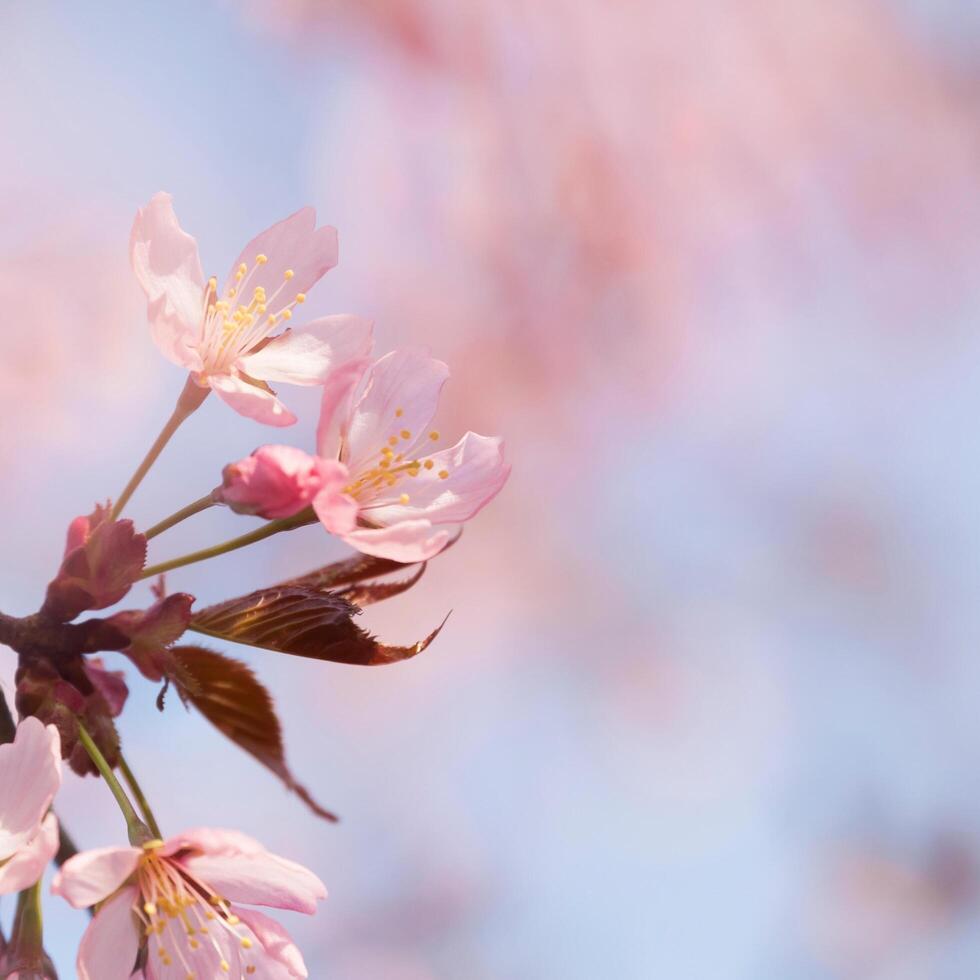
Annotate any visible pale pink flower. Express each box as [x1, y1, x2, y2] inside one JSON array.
[[53, 827, 326, 980], [311, 349, 510, 562], [130, 192, 373, 426], [0, 716, 62, 895], [217, 444, 348, 520]]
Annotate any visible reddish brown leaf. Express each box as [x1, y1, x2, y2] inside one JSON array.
[[170, 645, 338, 822], [336, 563, 427, 607], [190, 585, 445, 665], [282, 552, 417, 591]]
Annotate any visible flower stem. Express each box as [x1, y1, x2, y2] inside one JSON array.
[[139, 508, 316, 580], [76, 723, 153, 846], [110, 376, 210, 521], [8, 880, 46, 977], [117, 753, 163, 839], [144, 493, 217, 541]]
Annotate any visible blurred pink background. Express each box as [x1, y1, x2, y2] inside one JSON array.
[[4, 1, 980, 976]]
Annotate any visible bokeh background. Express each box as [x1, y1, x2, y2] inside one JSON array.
[[2, 1, 980, 976]]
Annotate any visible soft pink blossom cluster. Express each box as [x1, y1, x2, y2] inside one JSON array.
[[0, 193, 509, 978]]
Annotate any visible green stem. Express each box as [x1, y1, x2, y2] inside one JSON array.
[[76, 723, 153, 846], [118, 754, 163, 839], [139, 509, 315, 580], [144, 493, 217, 541], [110, 376, 209, 521], [9, 879, 45, 974]]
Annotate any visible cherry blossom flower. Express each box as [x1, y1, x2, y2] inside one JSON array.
[[53, 827, 326, 980], [217, 444, 347, 520], [130, 192, 374, 426], [311, 349, 509, 561], [0, 716, 62, 896]]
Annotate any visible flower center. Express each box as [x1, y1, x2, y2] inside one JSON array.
[[135, 845, 257, 977], [346, 407, 450, 507], [198, 255, 307, 374]]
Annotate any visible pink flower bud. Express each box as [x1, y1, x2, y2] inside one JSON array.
[[217, 444, 346, 520]]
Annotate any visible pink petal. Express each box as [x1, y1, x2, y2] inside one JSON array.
[[238, 315, 374, 387], [226, 206, 338, 305], [0, 813, 59, 895], [345, 348, 450, 475], [52, 846, 141, 909], [145, 912, 238, 979], [312, 487, 359, 536], [237, 907, 310, 978], [362, 433, 510, 526], [210, 373, 297, 427], [179, 850, 326, 915], [76, 885, 140, 980], [161, 826, 267, 858], [130, 192, 205, 370], [315, 358, 370, 460], [341, 520, 452, 563], [0, 718, 61, 860]]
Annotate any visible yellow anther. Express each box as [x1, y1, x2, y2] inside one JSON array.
[[257, 304, 267, 314], [281, 308, 292, 320], [241, 937, 253, 949], [379, 460, 390, 470], [189, 939, 200, 950], [388, 436, 399, 447], [227, 915, 240, 925], [236, 262, 247, 278], [284, 269, 294, 280], [295, 292, 306, 303], [424, 460, 434, 470], [144, 902, 158, 916], [228, 287, 237, 298], [400, 429, 412, 440], [430, 431, 440, 440], [268, 314, 277, 326], [382, 447, 394, 458], [221, 961, 230, 973], [395, 407, 404, 417], [256, 254, 268, 264], [399, 494, 410, 505], [439, 470, 449, 479], [207, 276, 217, 290], [247, 969, 257, 976]]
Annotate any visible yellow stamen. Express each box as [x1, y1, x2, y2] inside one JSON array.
[[430, 431, 440, 440], [439, 470, 449, 479], [295, 292, 306, 303], [284, 269, 294, 280], [256, 254, 268, 264]]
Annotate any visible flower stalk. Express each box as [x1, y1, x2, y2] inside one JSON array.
[[110, 376, 209, 521], [117, 753, 163, 840], [139, 507, 316, 579], [75, 723, 153, 847], [143, 492, 216, 540]]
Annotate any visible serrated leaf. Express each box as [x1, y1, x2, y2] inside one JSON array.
[[170, 645, 338, 822], [190, 584, 445, 665]]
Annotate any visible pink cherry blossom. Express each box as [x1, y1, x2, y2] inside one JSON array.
[[130, 192, 374, 426], [312, 349, 510, 562], [53, 827, 326, 980], [217, 444, 348, 520], [0, 716, 62, 896]]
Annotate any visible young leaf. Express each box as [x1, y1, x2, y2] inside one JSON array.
[[190, 585, 446, 665], [169, 645, 338, 822]]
